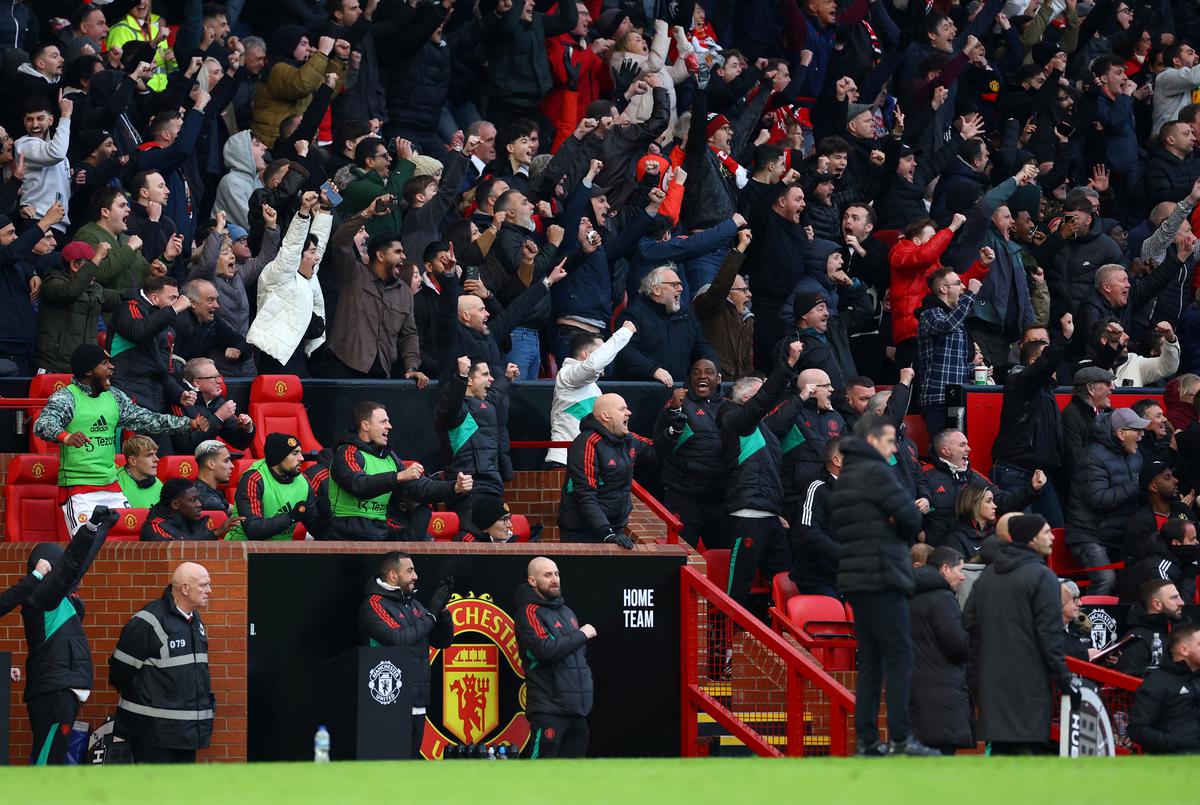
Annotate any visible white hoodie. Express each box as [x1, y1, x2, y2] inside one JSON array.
[[546, 327, 633, 465], [14, 104, 70, 232]]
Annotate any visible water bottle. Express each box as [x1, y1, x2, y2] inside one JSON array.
[[487, 745, 496, 760], [314, 725, 331, 763], [496, 744, 508, 760], [1149, 632, 1163, 670]]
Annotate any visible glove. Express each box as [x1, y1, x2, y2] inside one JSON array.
[[287, 502, 308, 523], [613, 58, 640, 96], [1066, 679, 1082, 711], [604, 531, 635, 550], [665, 406, 687, 435], [88, 505, 119, 528], [428, 577, 454, 616]]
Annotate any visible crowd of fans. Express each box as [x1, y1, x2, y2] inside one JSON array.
[[4, 0, 1200, 758]]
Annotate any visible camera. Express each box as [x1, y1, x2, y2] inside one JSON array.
[[586, 229, 600, 245]]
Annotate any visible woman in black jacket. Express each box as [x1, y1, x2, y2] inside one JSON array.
[[909, 546, 973, 755], [943, 484, 997, 560]]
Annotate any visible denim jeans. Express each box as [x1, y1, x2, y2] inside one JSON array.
[[1069, 542, 1116, 596], [505, 327, 541, 381], [990, 463, 1065, 527]]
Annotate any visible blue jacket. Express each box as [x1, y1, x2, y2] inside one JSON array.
[[1096, 94, 1139, 169], [627, 218, 738, 298], [135, 108, 206, 258]]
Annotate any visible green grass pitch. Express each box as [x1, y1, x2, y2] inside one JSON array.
[[0, 757, 1191, 803]]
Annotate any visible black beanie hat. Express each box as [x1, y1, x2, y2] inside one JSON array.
[[264, 432, 300, 466], [792, 291, 825, 322], [472, 495, 510, 531], [70, 344, 108, 378], [1009, 513, 1048, 544]]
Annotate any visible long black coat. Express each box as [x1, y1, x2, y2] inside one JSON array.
[[963, 542, 1072, 743], [909, 566, 972, 748], [831, 437, 923, 596]]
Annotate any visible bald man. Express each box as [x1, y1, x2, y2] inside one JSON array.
[[781, 368, 846, 511], [559, 393, 672, 546], [110, 562, 214, 764], [515, 557, 595, 758]]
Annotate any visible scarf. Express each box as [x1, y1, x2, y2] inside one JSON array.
[[710, 146, 749, 189]]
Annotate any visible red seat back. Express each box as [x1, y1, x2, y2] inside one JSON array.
[[109, 508, 149, 541], [903, 414, 931, 459], [1047, 528, 1085, 577], [772, 571, 799, 613], [203, 510, 229, 531], [785, 594, 856, 669], [226, 458, 258, 504], [428, 511, 459, 541], [702, 549, 731, 592], [872, 229, 902, 248], [27, 374, 72, 454], [1080, 595, 1119, 606], [159, 455, 198, 483], [248, 374, 323, 458], [5, 455, 61, 541], [510, 514, 531, 542]]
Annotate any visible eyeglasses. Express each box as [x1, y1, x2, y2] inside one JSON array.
[[660, 280, 684, 288], [196, 374, 222, 381], [373, 151, 391, 160]]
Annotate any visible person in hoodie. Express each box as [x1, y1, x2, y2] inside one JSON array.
[[16, 506, 116, 765], [328, 401, 471, 541], [214, 130, 267, 230], [11, 43, 63, 134], [909, 546, 972, 756], [15, 94, 72, 238], [358, 552, 454, 759], [1129, 622, 1200, 754], [964, 514, 1078, 755], [251, 28, 348, 149], [1128, 518, 1200, 606], [1117, 577, 1190, 678], [140, 478, 243, 541], [547, 323, 635, 467], [516, 556, 596, 758]]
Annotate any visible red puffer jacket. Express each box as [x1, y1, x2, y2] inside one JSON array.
[[889, 228, 956, 345]]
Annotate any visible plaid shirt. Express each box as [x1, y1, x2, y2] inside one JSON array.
[[916, 292, 977, 408]]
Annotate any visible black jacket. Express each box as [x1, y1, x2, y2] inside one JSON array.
[[832, 436, 923, 595], [1116, 603, 1189, 678], [909, 565, 973, 748], [173, 393, 254, 455], [328, 431, 458, 540], [1144, 144, 1200, 208], [513, 583, 593, 718], [716, 363, 802, 516], [921, 460, 1035, 549], [1060, 395, 1100, 485], [963, 542, 1072, 743], [613, 295, 718, 383], [993, 334, 1069, 473], [1067, 423, 1143, 550], [780, 400, 846, 502], [1128, 532, 1200, 605], [1129, 659, 1200, 753], [943, 519, 993, 561], [357, 577, 452, 708], [441, 271, 550, 378], [558, 414, 657, 537], [110, 293, 187, 409], [109, 587, 214, 750], [654, 390, 726, 497], [789, 471, 841, 594], [21, 521, 108, 700], [170, 308, 248, 364], [434, 372, 511, 498], [194, 480, 229, 514], [140, 504, 215, 541]]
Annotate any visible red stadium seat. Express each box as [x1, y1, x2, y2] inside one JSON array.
[[159, 456, 198, 482], [872, 229, 902, 248], [772, 571, 799, 614], [903, 415, 931, 459], [27, 374, 72, 454], [108, 508, 149, 541], [203, 510, 229, 531], [1080, 595, 1119, 606], [510, 514, 531, 542], [785, 594, 856, 670], [703, 549, 731, 591], [248, 375, 323, 458], [427, 511, 459, 541], [1048, 528, 1087, 578], [5, 455, 61, 541], [226, 458, 258, 504]]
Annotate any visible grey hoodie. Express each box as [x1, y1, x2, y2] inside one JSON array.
[[213, 130, 264, 230]]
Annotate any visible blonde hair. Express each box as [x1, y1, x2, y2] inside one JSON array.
[[122, 433, 158, 460]]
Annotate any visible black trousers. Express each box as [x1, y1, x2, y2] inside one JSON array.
[[990, 740, 1052, 756], [525, 713, 589, 759], [411, 713, 426, 759], [846, 590, 913, 745], [27, 690, 81, 766], [726, 515, 790, 611], [129, 742, 197, 764], [665, 489, 729, 550]]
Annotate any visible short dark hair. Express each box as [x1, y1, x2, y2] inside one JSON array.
[[822, 437, 842, 463], [475, 176, 506, 208], [423, 239, 450, 264], [753, 144, 784, 170], [1160, 119, 1191, 146], [1179, 103, 1200, 124], [149, 111, 183, 140], [584, 99, 615, 120], [960, 137, 987, 163], [928, 546, 964, 570], [815, 136, 850, 157], [23, 96, 54, 116], [467, 357, 490, 379], [1015, 63, 1044, 84], [924, 12, 949, 39], [845, 375, 874, 391], [1138, 328, 1164, 357], [333, 119, 372, 152], [1164, 41, 1191, 67], [75, 4, 104, 27], [366, 233, 401, 261], [130, 170, 162, 199], [927, 267, 955, 292], [843, 203, 875, 227], [30, 42, 60, 65], [142, 275, 180, 295], [1161, 519, 1195, 544], [161, 478, 198, 507], [496, 119, 538, 158], [90, 186, 126, 221], [903, 217, 936, 239], [1092, 55, 1124, 78], [1131, 398, 1162, 418], [403, 175, 437, 207], [352, 400, 384, 429], [494, 189, 523, 212], [379, 550, 412, 578], [355, 136, 385, 167], [646, 214, 673, 241], [203, 2, 227, 20], [1139, 578, 1177, 609], [569, 330, 603, 358], [1169, 622, 1200, 656], [853, 413, 893, 440]]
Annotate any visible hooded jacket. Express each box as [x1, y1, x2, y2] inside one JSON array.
[[558, 413, 657, 536], [889, 227, 956, 345], [1067, 421, 1144, 550], [1129, 659, 1200, 753], [434, 371, 511, 499], [832, 436, 923, 595], [251, 32, 346, 148], [963, 541, 1072, 743], [1115, 602, 1190, 678], [514, 582, 593, 718], [214, 131, 265, 230], [357, 576, 452, 708], [140, 504, 216, 542], [909, 564, 973, 748]]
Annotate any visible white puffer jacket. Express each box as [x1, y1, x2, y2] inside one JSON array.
[[246, 210, 332, 363]]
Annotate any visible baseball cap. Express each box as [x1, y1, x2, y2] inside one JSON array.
[[1110, 407, 1151, 432]]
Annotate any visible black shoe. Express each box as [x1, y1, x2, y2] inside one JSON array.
[[855, 739, 888, 757], [889, 738, 941, 757]]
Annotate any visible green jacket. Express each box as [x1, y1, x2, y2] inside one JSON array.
[[74, 221, 153, 295], [35, 260, 123, 373], [338, 162, 415, 237]]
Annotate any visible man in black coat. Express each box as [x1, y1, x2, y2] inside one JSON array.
[[515, 556, 596, 758], [110, 275, 194, 422], [790, 440, 842, 597], [172, 280, 249, 369], [613, 266, 718, 384], [172, 357, 254, 455], [830, 414, 935, 756], [357, 552, 453, 759], [964, 514, 1078, 755], [16, 507, 114, 765], [1129, 623, 1200, 753], [747, 185, 810, 373], [1115, 579, 1189, 677], [909, 546, 972, 755]]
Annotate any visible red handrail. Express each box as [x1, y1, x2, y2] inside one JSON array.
[[0, 398, 49, 408], [1066, 656, 1142, 690], [679, 566, 853, 757], [510, 440, 681, 544]]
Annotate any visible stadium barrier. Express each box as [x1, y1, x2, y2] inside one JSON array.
[[1052, 657, 1144, 754], [680, 566, 854, 757]]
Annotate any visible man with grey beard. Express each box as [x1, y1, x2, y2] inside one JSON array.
[[612, 265, 717, 383]]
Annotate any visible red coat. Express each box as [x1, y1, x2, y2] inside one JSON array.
[[542, 33, 613, 150], [888, 229, 988, 344]]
